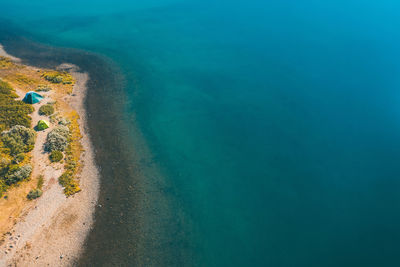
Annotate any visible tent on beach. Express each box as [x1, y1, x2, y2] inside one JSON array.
[[23, 91, 43, 104], [36, 120, 50, 131]]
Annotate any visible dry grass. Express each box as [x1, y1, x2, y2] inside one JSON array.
[[0, 57, 19, 70], [0, 174, 38, 240]]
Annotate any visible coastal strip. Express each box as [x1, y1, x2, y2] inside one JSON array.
[[0, 45, 100, 266]]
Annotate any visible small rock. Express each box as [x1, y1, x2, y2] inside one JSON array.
[[60, 255, 64, 259]]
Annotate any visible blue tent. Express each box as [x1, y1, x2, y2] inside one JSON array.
[[23, 91, 43, 104]]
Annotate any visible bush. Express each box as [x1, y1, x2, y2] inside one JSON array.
[[58, 171, 80, 196], [46, 132, 67, 152], [13, 153, 25, 164], [37, 175, 44, 189], [49, 150, 63, 162], [45, 126, 70, 152], [36, 85, 51, 92], [58, 171, 73, 187], [5, 164, 32, 185], [52, 125, 70, 138], [27, 189, 42, 200], [38, 104, 54, 116], [1, 125, 36, 155], [0, 158, 11, 179], [0, 80, 34, 130], [42, 71, 74, 84], [58, 118, 70, 126], [43, 73, 62, 83]]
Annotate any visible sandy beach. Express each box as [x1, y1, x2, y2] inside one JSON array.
[[0, 45, 99, 266]]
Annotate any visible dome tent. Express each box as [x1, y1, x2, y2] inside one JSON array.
[[36, 120, 50, 131], [23, 91, 43, 104]]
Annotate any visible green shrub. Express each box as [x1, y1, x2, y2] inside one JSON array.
[[5, 164, 32, 185], [0, 80, 34, 130], [49, 150, 63, 162], [27, 189, 42, 200], [58, 118, 70, 126], [45, 126, 70, 152], [58, 171, 80, 196], [52, 125, 70, 138], [58, 171, 72, 187], [0, 180, 8, 197], [0, 158, 10, 178], [42, 71, 73, 84], [46, 132, 67, 152], [1, 125, 36, 155], [13, 153, 25, 164], [38, 104, 54, 116], [43, 74, 62, 83], [37, 175, 44, 189], [36, 85, 51, 92], [45, 134, 66, 152]]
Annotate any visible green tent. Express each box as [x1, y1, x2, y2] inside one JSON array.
[[37, 120, 50, 130]]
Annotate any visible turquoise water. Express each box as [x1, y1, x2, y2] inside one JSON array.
[[2, 1, 400, 266]]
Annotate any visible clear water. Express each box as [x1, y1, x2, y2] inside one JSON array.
[[2, 0, 400, 266]]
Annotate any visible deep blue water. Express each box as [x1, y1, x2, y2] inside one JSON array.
[[2, 0, 400, 266]]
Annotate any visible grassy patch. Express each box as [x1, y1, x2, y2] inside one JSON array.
[[58, 111, 82, 196], [36, 84, 52, 92], [0, 80, 35, 197], [42, 71, 74, 85], [49, 150, 63, 162], [0, 57, 15, 69], [0, 79, 34, 132], [37, 175, 44, 189], [38, 104, 54, 116], [27, 189, 42, 200]]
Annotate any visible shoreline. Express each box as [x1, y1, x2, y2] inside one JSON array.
[[0, 30, 193, 265], [0, 45, 100, 265]]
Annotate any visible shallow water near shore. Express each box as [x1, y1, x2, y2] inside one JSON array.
[[2, 1, 400, 266]]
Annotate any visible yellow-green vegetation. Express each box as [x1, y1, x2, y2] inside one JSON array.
[[38, 104, 55, 116], [45, 125, 69, 152], [0, 160, 32, 196], [49, 150, 63, 162], [13, 73, 38, 85], [0, 57, 16, 69], [0, 80, 35, 197], [42, 71, 74, 85], [27, 175, 43, 199], [27, 188, 42, 200], [36, 84, 52, 92], [37, 174, 44, 189], [0, 79, 34, 132], [58, 112, 82, 196], [1, 125, 36, 156]]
